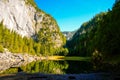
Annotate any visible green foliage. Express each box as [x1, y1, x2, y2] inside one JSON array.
[[67, 12, 106, 56], [1, 68, 18, 74], [20, 61, 68, 74], [36, 26, 55, 55], [0, 21, 66, 56], [95, 1, 120, 56], [25, 0, 37, 10], [35, 17, 66, 56], [55, 48, 69, 56], [0, 45, 4, 52], [67, 0, 120, 60], [62, 48, 69, 56], [92, 50, 103, 63], [0, 23, 36, 54], [1, 61, 69, 74]]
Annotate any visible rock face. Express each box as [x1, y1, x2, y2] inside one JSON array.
[[62, 31, 76, 40], [0, 0, 35, 37], [0, 52, 22, 71], [0, 52, 36, 72], [0, 0, 64, 47]]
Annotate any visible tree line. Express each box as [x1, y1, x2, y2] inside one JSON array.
[[67, 0, 120, 59], [0, 22, 68, 56]]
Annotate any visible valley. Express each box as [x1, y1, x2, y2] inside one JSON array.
[[0, 0, 120, 79]]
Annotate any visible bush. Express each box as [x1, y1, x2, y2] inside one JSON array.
[[0, 45, 4, 53]]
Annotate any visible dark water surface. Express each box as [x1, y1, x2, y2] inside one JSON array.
[[2, 60, 95, 74], [2, 60, 120, 74], [1, 60, 120, 80]]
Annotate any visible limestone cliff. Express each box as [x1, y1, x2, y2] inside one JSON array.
[[0, 0, 64, 48]]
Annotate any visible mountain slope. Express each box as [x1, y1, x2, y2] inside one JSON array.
[[95, 0, 120, 56], [67, 0, 120, 58], [0, 0, 65, 47], [67, 12, 106, 56], [0, 0, 66, 55], [62, 31, 76, 40]]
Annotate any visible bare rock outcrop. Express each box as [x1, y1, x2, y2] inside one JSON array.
[[0, 52, 35, 72], [0, 0, 64, 48]]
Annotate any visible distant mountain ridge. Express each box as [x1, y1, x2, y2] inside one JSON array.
[[62, 31, 76, 40]]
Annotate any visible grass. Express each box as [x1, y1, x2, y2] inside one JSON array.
[[47, 56, 91, 61], [47, 56, 65, 60], [64, 56, 91, 61]]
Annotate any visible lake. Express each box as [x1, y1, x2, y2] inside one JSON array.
[[1, 57, 120, 80], [1, 57, 95, 74], [1, 56, 120, 74]]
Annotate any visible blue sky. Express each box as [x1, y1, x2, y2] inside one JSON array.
[[34, 0, 115, 31]]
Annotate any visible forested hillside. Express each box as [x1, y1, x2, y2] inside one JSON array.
[[0, 23, 67, 56], [0, 0, 67, 56], [95, 0, 120, 56], [67, 12, 106, 56], [67, 0, 120, 59]]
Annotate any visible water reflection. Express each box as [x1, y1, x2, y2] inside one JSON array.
[[20, 61, 68, 74], [2, 60, 94, 74], [65, 61, 93, 74]]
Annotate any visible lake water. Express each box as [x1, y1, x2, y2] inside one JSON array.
[[2, 60, 95, 74], [1, 60, 120, 80], [2, 58, 120, 74]]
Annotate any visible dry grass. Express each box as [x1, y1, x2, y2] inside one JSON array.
[[47, 56, 91, 61], [47, 56, 65, 60]]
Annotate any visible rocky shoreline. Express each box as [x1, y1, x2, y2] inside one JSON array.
[[0, 51, 63, 73], [0, 52, 40, 72], [0, 72, 119, 80]]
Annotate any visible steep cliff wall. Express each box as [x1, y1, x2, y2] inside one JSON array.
[[0, 0, 65, 48]]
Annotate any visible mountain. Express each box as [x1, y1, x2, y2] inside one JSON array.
[[67, 12, 106, 56], [62, 31, 76, 40], [94, 0, 120, 56], [67, 0, 120, 57], [0, 0, 65, 47], [0, 0, 66, 55]]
